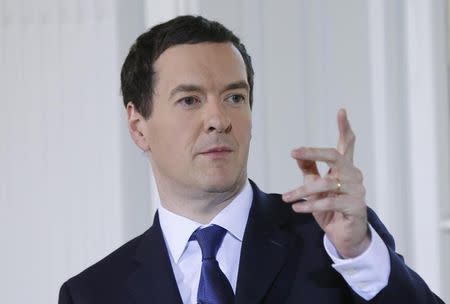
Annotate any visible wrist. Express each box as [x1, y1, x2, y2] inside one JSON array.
[[341, 236, 371, 258], [338, 227, 371, 258]]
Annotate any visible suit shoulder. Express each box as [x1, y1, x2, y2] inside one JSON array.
[[63, 228, 148, 291]]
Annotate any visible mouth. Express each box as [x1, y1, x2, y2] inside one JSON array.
[[199, 146, 233, 159]]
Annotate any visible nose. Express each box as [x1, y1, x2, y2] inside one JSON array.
[[203, 99, 232, 133]]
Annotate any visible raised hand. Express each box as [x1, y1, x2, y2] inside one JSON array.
[[282, 109, 369, 258]]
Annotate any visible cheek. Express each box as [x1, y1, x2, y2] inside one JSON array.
[[239, 113, 252, 137], [234, 116, 252, 147], [151, 119, 199, 157]]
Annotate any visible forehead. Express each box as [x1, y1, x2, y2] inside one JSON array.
[[153, 42, 248, 92]]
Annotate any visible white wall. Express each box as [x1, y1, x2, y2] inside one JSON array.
[[0, 1, 147, 303], [1, 0, 448, 303], [403, 0, 449, 297]]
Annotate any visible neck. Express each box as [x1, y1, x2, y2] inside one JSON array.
[[155, 177, 247, 224]]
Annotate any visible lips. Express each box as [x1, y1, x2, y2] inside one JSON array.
[[198, 146, 233, 158], [202, 146, 233, 154]]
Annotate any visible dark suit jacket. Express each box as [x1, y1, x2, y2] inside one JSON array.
[[59, 181, 444, 303]]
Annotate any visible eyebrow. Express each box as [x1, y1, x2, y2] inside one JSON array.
[[221, 80, 249, 94], [169, 80, 249, 99]]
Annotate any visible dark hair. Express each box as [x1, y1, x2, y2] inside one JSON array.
[[120, 15, 254, 119]]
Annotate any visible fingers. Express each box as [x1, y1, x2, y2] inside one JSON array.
[[292, 147, 342, 163], [295, 159, 320, 185], [290, 194, 365, 214], [337, 108, 355, 162], [291, 147, 355, 176], [282, 176, 365, 203], [291, 109, 356, 176], [295, 159, 319, 176]]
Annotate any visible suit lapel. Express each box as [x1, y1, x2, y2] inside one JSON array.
[[235, 181, 296, 304], [126, 212, 183, 304]]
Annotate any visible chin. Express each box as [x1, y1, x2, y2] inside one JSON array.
[[200, 173, 245, 194]]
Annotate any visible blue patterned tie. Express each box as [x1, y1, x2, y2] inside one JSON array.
[[191, 225, 235, 304]]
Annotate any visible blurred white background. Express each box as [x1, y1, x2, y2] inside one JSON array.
[[1, 0, 449, 303]]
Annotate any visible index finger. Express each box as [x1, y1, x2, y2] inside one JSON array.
[[337, 109, 355, 162], [292, 147, 345, 170]]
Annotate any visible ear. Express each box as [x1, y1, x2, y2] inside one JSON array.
[[127, 102, 150, 151]]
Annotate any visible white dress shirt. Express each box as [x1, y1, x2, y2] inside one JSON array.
[[158, 181, 390, 303]]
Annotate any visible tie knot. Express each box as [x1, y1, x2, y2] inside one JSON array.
[[191, 224, 227, 260]]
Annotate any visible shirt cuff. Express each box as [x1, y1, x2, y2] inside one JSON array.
[[323, 224, 390, 301]]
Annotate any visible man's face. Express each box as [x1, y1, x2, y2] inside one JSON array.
[[134, 42, 252, 198]]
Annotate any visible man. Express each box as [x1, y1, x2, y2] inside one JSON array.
[[59, 15, 444, 303]]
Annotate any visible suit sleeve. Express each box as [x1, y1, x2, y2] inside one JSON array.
[[352, 208, 445, 304], [58, 282, 74, 304]]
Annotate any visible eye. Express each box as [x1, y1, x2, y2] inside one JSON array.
[[226, 94, 246, 105], [178, 96, 201, 107]]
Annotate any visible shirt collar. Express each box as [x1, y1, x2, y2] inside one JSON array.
[[158, 180, 253, 263]]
